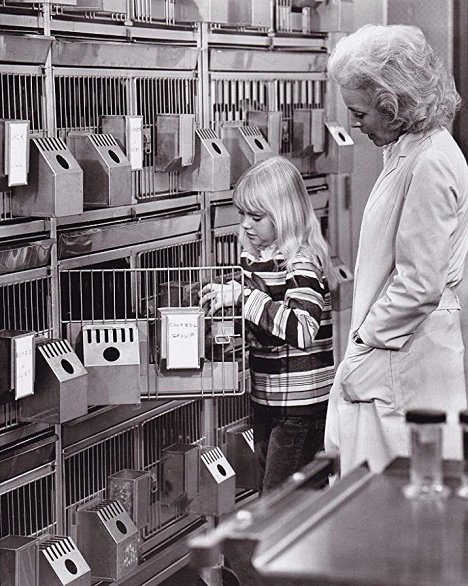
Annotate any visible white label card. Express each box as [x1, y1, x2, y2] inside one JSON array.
[[5, 121, 29, 187], [126, 116, 143, 171], [13, 334, 34, 399], [166, 312, 201, 370]]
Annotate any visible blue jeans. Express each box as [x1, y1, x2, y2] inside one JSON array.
[[253, 404, 327, 493]]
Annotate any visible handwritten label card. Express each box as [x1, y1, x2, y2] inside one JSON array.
[[165, 311, 202, 370], [126, 116, 143, 171], [13, 333, 34, 399], [5, 120, 29, 187]]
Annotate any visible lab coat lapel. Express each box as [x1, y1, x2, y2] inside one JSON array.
[[365, 132, 431, 213], [365, 147, 405, 213], [352, 132, 432, 325]]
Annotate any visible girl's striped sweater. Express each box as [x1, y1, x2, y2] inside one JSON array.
[[241, 249, 334, 408]]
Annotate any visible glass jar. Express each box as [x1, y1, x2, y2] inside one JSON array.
[[457, 410, 468, 498], [403, 409, 450, 499]]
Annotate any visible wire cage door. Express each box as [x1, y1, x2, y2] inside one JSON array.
[[60, 266, 246, 401]]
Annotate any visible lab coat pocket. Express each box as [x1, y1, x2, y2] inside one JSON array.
[[340, 340, 394, 407]]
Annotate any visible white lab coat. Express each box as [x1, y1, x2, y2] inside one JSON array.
[[325, 128, 468, 474]]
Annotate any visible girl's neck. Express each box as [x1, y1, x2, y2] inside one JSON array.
[[255, 242, 278, 258]]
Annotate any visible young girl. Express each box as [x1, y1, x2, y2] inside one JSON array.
[[201, 155, 335, 493]]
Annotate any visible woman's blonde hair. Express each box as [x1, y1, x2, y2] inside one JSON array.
[[328, 24, 460, 133], [233, 156, 335, 287]]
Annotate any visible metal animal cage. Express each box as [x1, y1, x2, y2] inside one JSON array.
[[0, 269, 53, 432], [64, 427, 136, 536], [0, 469, 56, 539], [60, 266, 246, 400], [210, 76, 326, 155], [0, 66, 47, 221], [54, 67, 199, 200], [209, 47, 328, 176], [0, 68, 46, 135], [216, 392, 251, 444], [63, 401, 204, 545], [140, 401, 203, 540], [0, 270, 52, 337]]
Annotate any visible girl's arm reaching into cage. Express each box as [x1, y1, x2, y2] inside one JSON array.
[[200, 259, 328, 351]]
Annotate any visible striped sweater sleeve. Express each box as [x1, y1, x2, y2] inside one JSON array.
[[243, 259, 326, 350]]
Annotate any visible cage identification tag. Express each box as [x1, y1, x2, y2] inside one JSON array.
[[166, 311, 202, 370], [13, 333, 35, 399], [127, 116, 143, 170], [5, 120, 29, 187]]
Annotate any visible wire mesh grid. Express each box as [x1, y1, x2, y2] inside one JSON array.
[[60, 266, 246, 400], [135, 75, 198, 199], [0, 472, 56, 538]]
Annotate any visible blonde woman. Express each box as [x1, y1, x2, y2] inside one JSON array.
[[201, 155, 335, 492], [325, 24, 468, 474]]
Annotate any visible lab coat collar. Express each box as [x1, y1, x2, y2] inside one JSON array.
[[372, 129, 439, 194]]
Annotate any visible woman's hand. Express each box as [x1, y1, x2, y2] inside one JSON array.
[[199, 280, 242, 316]]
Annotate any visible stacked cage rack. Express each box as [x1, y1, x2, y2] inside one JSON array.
[[0, 1, 356, 583]]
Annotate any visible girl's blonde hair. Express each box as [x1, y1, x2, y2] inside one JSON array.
[[233, 156, 335, 287]]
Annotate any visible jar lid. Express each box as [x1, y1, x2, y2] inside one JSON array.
[[459, 410, 468, 424], [405, 409, 446, 424]]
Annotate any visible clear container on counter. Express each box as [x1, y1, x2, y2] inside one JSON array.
[[403, 409, 450, 500]]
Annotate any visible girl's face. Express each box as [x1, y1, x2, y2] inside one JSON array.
[[340, 87, 402, 147], [238, 209, 276, 249]]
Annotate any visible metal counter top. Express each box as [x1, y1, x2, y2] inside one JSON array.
[[253, 458, 468, 585]]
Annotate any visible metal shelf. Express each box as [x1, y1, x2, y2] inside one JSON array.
[[55, 194, 200, 228]]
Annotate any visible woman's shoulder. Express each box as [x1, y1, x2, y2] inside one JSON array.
[[427, 128, 466, 162], [410, 129, 467, 176]]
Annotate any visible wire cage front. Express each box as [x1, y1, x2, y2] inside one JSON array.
[[54, 68, 199, 201], [0, 270, 53, 432], [0, 66, 47, 221], [0, 470, 57, 540], [63, 401, 204, 550], [60, 266, 246, 400]]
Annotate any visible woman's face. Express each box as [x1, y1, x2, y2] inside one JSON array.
[[340, 87, 402, 147], [238, 209, 276, 249]]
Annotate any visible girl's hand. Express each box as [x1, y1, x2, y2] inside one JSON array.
[[199, 280, 242, 316]]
